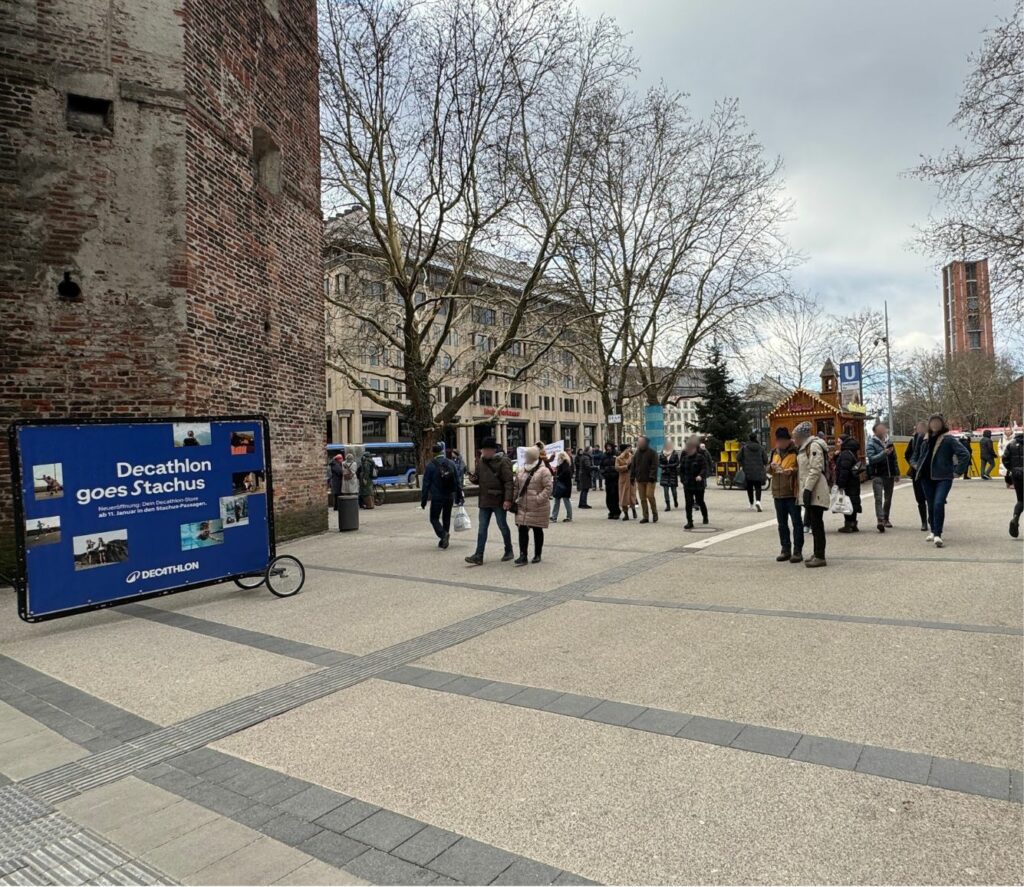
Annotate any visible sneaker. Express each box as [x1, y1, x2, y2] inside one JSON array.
[[1011, 515, 1020, 538], [883, 519, 893, 528], [748, 503, 755, 511], [805, 556, 827, 568], [550, 514, 557, 521], [465, 554, 483, 566], [776, 550, 791, 562], [531, 555, 542, 564], [934, 536, 944, 548], [755, 502, 762, 512], [514, 555, 528, 566], [501, 551, 515, 562], [790, 552, 804, 563], [925, 534, 934, 542]]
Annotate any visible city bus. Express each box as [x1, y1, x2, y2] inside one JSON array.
[[325, 442, 419, 488]]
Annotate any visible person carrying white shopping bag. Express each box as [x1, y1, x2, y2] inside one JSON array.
[[420, 443, 464, 550]]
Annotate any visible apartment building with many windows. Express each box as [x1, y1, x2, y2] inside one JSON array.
[[943, 259, 994, 356]]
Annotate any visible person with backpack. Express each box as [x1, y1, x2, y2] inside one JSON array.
[[514, 446, 554, 565], [768, 426, 803, 562], [550, 451, 574, 522], [1001, 429, 1023, 538], [738, 433, 769, 512], [465, 436, 515, 565], [917, 413, 972, 548], [680, 435, 709, 529], [905, 420, 930, 531], [420, 443, 464, 549], [793, 421, 830, 567], [659, 440, 680, 512], [866, 421, 899, 532], [357, 451, 377, 508], [834, 434, 863, 533]]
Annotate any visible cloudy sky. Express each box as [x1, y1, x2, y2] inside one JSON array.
[[578, 0, 1014, 353]]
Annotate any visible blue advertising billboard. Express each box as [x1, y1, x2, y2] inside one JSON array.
[[9, 416, 274, 621]]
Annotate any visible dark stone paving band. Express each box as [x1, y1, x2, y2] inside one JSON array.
[[583, 595, 1024, 637], [379, 665, 1024, 805], [306, 564, 538, 596], [0, 656, 594, 886]]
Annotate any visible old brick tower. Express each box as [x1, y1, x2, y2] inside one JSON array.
[[0, 0, 325, 574]]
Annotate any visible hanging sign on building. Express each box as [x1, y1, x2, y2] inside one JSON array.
[[8, 416, 274, 622]]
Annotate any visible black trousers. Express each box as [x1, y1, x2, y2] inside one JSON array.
[[912, 476, 928, 525], [1012, 474, 1023, 518], [662, 483, 678, 508], [518, 525, 544, 557], [745, 479, 762, 504], [578, 484, 589, 507], [843, 489, 861, 527], [684, 487, 707, 525], [605, 480, 620, 517], [807, 505, 827, 559], [428, 497, 453, 539]]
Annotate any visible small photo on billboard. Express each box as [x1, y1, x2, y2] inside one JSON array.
[[73, 529, 128, 571], [180, 518, 224, 551], [173, 423, 212, 448], [220, 494, 250, 528], [32, 463, 64, 500], [229, 430, 256, 455], [26, 515, 61, 548], [232, 470, 265, 494]]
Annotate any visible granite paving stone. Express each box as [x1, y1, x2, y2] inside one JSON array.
[[298, 830, 372, 869], [343, 809, 426, 851], [274, 785, 350, 821], [539, 693, 603, 718], [581, 700, 648, 727], [627, 708, 693, 737], [260, 812, 324, 845], [927, 757, 1011, 800], [490, 858, 564, 885], [856, 746, 933, 784], [392, 826, 462, 867], [428, 838, 519, 885], [504, 687, 566, 710], [789, 735, 864, 771], [468, 681, 527, 702], [315, 800, 382, 835], [676, 715, 744, 746], [730, 725, 803, 758], [344, 848, 435, 885]]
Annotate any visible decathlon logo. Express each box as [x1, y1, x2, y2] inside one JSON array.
[[125, 562, 199, 584]]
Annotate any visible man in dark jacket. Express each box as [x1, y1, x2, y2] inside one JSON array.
[[1002, 430, 1023, 538], [465, 437, 514, 565], [357, 451, 377, 508], [631, 435, 659, 523], [866, 421, 899, 531], [905, 420, 929, 531], [979, 430, 996, 479], [738, 433, 768, 512], [576, 448, 593, 508], [421, 443, 464, 549], [602, 443, 620, 518]]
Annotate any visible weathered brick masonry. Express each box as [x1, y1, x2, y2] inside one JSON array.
[[0, 0, 324, 576]]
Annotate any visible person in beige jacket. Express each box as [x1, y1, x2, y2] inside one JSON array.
[[794, 421, 830, 568], [514, 446, 553, 565], [615, 443, 638, 520]]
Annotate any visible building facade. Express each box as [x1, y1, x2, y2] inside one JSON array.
[[943, 259, 994, 356], [0, 0, 325, 573], [324, 216, 604, 467]]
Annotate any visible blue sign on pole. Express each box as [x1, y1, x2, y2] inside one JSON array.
[[839, 362, 862, 384], [644, 404, 665, 455], [9, 416, 274, 621]]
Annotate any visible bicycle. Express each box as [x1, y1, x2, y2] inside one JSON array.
[[234, 554, 305, 597]]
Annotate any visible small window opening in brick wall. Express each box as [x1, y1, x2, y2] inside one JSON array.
[[66, 94, 112, 133], [252, 127, 282, 195]]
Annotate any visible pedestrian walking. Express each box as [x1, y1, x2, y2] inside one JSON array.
[[464, 437, 515, 565], [631, 435, 659, 523], [794, 421, 830, 567], [979, 431, 996, 480], [514, 446, 553, 565], [1001, 429, 1023, 538], [329, 454, 346, 508], [835, 434, 862, 533], [906, 420, 930, 531], [616, 443, 637, 521], [659, 441, 680, 512], [917, 413, 972, 548], [591, 446, 603, 490], [768, 426, 803, 562], [738, 433, 768, 512], [420, 443, 463, 549], [866, 421, 899, 532], [576, 447, 593, 508], [680, 435, 709, 529], [602, 444, 621, 519], [357, 451, 377, 508], [550, 451, 574, 522]]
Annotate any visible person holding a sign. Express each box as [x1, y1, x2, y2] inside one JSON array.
[[465, 437, 515, 565], [514, 446, 553, 565], [421, 443, 464, 549]]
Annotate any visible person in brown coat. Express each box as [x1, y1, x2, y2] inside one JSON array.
[[615, 443, 638, 520], [514, 446, 553, 564]]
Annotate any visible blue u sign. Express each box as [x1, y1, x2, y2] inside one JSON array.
[[839, 362, 862, 384], [9, 416, 273, 621]]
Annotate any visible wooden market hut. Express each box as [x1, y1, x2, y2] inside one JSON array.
[[768, 360, 866, 452]]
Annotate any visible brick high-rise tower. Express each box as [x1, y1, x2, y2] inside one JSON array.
[[942, 259, 994, 356], [0, 0, 325, 574]]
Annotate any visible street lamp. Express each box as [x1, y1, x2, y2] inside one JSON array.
[[873, 300, 895, 432]]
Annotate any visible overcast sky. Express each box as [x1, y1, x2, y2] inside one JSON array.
[[578, 0, 1014, 353]]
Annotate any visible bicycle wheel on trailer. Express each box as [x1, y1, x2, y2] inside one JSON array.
[[234, 572, 265, 589], [265, 555, 305, 598]]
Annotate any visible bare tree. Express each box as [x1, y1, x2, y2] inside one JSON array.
[[827, 308, 888, 411], [910, 0, 1024, 332], [742, 291, 832, 389], [319, 0, 631, 465]]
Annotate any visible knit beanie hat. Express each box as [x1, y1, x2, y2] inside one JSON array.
[[793, 421, 813, 440]]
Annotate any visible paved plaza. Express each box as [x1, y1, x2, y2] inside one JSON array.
[[1, 480, 1021, 885]]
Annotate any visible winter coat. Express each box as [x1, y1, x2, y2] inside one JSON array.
[[906, 432, 926, 477], [980, 435, 996, 461], [340, 457, 360, 495], [835, 437, 862, 494], [616, 449, 637, 507], [471, 454, 515, 508], [797, 437, 831, 509], [679, 451, 708, 491], [769, 443, 799, 499], [553, 460, 573, 498], [918, 432, 972, 481], [738, 441, 768, 483], [591, 450, 605, 473], [1002, 434, 1024, 477], [601, 450, 619, 483], [451, 455, 466, 485], [631, 445, 659, 483], [866, 435, 899, 478], [658, 451, 680, 487], [329, 460, 345, 497], [357, 454, 376, 497], [421, 456, 463, 506], [576, 451, 593, 487], [514, 462, 553, 528]]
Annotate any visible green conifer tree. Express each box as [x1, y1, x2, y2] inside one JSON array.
[[695, 346, 751, 459]]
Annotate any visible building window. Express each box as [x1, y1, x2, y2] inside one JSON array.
[[562, 375, 573, 390], [252, 127, 282, 194], [443, 386, 454, 403], [368, 378, 381, 391], [509, 393, 524, 409], [509, 341, 525, 357], [560, 350, 573, 367], [66, 93, 113, 134], [362, 417, 387, 441], [478, 389, 494, 407], [366, 280, 385, 301], [967, 331, 982, 350], [444, 330, 459, 347], [473, 306, 496, 325], [562, 397, 576, 413], [474, 333, 493, 352]]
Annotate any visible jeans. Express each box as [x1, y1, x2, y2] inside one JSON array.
[[920, 477, 953, 536], [684, 488, 707, 525], [637, 481, 658, 519], [475, 506, 512, 557], [745, 479, 762, 504], [578, 485, 589, 507], [662, 483, 678, 508], [981, 458, 995, 478], [551, 496, 573, 520], [773, 497, 804, 553], [593, 473, 601, 490], [428, 497, 453, 539], [872, 476, 894, 521], [518, 525, 544, 558], [912, 476, 928, 526], [807, 505, 827, 559]]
